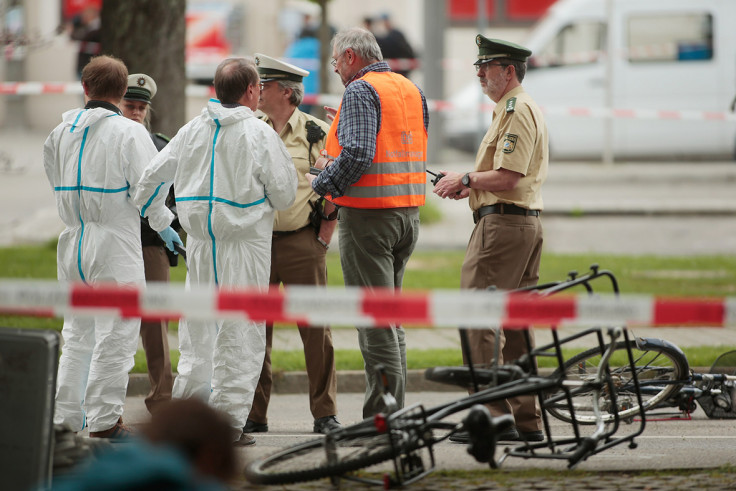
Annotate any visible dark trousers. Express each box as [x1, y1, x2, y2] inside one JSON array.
[[140, 245, 173, 413], [460, 213, 543, 432], [249, 228, 338, 423]]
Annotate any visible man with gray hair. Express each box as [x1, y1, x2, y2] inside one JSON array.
[[135, 57, 297, 446], [306, 27, 429, 419], [242, 53, 340, 435]]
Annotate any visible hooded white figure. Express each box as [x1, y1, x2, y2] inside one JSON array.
[[44, 101, 167, 434], [135, 62, 297, 440]]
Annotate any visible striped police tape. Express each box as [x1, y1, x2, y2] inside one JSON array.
[[2, 82, 736, 122], [1, 279, 734, 329]]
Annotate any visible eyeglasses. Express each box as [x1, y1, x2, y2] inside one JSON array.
[[330, 50, 346, 68], [476, 62, 510, 72]]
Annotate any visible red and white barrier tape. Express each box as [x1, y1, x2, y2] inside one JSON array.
[[1, 280, 734, 328], [3, 81, 735, 122]]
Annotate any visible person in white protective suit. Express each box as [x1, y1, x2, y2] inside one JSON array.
[[135, 57, 297, 446], [43, 55, 182, 439]]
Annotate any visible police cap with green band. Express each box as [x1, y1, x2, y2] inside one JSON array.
[[254, 53, 309, 83], [124, 73, 157, 104], [474, 35, 532, 65]]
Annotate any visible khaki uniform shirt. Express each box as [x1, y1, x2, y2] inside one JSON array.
[[261, 109, 330, 232], [469, 86, 549, 211]]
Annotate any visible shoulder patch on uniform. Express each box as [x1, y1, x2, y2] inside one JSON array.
[[505, 97, 516, 113], [502, 133, 518, 153]]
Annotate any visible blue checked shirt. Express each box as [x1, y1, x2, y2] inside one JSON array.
[[312, 61, 429, 199]]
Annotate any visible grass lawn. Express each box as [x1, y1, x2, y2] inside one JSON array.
[[2, 241, 735, 372]]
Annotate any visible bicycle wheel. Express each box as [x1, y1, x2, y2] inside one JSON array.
[[545, 339, 688, 424], [244, 421, 412, 485]]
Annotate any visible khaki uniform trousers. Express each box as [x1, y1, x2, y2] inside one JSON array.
[[249, 227, 338, 423], [460, 212, 544, 432], [140, 245, 173, 413]]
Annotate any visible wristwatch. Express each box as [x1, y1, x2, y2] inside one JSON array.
[[325, 208, 338, 221], [461, 172, 472, 188]]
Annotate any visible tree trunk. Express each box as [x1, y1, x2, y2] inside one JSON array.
[[100, 0, 186, 138], [318, 0, 331, 100]]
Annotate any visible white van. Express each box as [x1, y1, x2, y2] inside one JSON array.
[[446, 0, 736, 160]]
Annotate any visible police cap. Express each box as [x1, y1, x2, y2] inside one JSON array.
[[124, 73, 157, 103], [254, 53, 309, 83], [474, 35, 532, 65]]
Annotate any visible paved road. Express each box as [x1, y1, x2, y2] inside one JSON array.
[[113, 393, 736, 489], [3, 130, 736, 255]]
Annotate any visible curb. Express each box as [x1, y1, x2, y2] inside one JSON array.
[[127, 370, 466, 397], [128, 366, 713, 397], [541, 208, 736, 217]]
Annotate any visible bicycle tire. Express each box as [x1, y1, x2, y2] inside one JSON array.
[[244, 421, 413, 485], [545, 339, 687, 424]]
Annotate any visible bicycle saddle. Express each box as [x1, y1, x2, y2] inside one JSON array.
[[424, 365, 526, 389]]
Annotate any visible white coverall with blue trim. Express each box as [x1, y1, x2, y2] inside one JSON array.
[[44, 106, 167, 433], [135, 99, 297, 436]]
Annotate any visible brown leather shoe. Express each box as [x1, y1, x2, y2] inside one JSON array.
[[89, 417, 133, 440]]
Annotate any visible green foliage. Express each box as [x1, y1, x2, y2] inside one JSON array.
[[2, 243, 735, 374], [329, 251, 736, 297], [534, 254, 736, 297], [218, 345, 736, 375], [3, 243, 734, 297], [134, 349, 180, 373]]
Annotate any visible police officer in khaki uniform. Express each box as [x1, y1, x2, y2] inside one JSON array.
[[121, 73, 175, 415], [433, 35, 548, 443], [244, 54, 340, 435]]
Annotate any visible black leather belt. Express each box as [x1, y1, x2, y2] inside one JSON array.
[[473, 203, 540, 224], [273, 225, 312, 238]]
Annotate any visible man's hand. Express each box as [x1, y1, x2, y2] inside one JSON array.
[[314, 150, 335, 170], [308, 150, 335, 184], [323, 106, 338, 122], [433, 170, 467, 199], [158, 226, 183, 253]]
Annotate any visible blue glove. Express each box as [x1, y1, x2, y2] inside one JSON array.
[[158, 226, 183, 253]]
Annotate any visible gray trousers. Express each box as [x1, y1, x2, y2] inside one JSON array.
[[338, 206, 419, 418]]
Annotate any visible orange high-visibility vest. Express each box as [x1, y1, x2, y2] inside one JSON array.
[[325, 71, 427, 209]]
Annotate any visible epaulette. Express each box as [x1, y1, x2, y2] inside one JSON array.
[[153, 132, 171, 143], [505, 97, 516, 113]]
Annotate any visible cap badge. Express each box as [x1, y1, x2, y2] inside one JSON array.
[[476, 35, 482, 46], [137, 77, 146, 87], [255, 56, 261, 66]]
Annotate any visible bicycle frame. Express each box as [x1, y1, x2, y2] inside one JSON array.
[[340, 326, 646, 488], [244, 266, 648, 489]]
